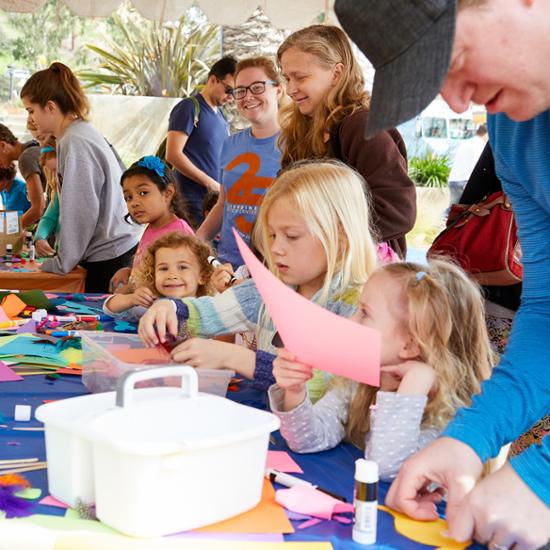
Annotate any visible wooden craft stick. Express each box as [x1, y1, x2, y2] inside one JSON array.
[[0, 462, 47, 475], [0, 457, 39, 466], [11, 427, 45, 431]]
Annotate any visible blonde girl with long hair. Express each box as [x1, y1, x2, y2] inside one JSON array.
[[277, 25, 416, 258], [34, 135, 61, 258], [139, 160, 378, 400], [271, 259, 494, 480]]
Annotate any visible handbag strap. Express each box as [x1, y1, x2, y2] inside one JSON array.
[[442, 192, 512, 233], [467, 192, 511, 215]]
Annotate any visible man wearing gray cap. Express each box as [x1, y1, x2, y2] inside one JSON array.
[[335, 1, 550, 549]]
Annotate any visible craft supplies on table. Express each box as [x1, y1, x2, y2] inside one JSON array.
[[80, 331, 234, 397], [0, 257, 86, 293], [36, 367, 280, 537]]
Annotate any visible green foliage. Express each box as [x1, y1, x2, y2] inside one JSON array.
[[78, 12, 220, 97], [408, 152, 451, 188], [1, 0, 118, 70]]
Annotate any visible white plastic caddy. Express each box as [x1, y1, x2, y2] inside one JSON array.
[[36, 366, 280, 537]]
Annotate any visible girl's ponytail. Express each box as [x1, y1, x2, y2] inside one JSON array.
[[21, 62, 89, 121]]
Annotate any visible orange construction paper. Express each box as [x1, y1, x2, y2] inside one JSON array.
[[110, 347, 171, 364], [56, 368, 82, 376], [195, 480, 294, 534], [2, 294, 27, 318]]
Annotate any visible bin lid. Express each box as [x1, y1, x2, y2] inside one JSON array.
[[86, 392, 280, 456]]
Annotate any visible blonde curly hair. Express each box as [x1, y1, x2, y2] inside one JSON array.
[[133, 232, 214, 298], [346, 258, 494, 449]]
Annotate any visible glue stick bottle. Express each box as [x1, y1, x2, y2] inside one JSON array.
[[5, 243, 13, 265], [352, 459, 378, 545]]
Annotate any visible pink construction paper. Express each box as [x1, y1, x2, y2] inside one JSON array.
[[234, 231, 381, 386], [39, 495, 68, 508], [0, 361, 23, 382], [0, 306, 9, 322], [275, 485, 354, 520], [266, 451, 303, 474]]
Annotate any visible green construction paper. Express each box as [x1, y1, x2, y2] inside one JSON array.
[[15, 487, 42, 500], [13, 513, 118, 535], [9, 358, 65, 368]]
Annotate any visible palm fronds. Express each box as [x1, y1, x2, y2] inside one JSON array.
[[78, 12, 220, 97]]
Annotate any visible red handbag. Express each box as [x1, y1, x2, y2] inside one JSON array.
[[428, 191, 522, 286]]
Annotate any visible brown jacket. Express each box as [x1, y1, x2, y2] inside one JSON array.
[[330, 108, 416, 258]]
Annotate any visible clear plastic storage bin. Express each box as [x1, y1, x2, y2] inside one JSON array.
[[80, 331, 234, 397]]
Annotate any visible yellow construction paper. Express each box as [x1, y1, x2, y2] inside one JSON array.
[[379, 505, 470, 550], [55, 537, 332, 550], [59, 348, 82, 365], [14, 487, 41, 500]]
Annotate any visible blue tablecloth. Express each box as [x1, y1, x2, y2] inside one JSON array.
[[0, 375, 486, 550], [0, 292, 482, 549]]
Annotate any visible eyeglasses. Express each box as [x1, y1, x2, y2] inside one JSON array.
[[231, 80, 277, 100], [216, 78, 234, 95]]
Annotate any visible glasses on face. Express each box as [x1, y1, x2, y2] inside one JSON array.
[[216, 78, 234, 96], [231, 80, 277, 100]]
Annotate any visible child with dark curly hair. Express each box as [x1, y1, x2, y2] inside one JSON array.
[[104, 232, 214, 321]]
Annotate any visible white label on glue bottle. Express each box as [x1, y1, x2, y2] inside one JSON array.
[[352, 459, 378, 545]]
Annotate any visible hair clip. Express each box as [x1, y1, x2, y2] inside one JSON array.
[[136, 156, 166, 178], [415, 271, 427, 282], [40, 146, 55, 154]]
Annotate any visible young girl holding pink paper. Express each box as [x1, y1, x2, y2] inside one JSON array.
[[138, 160, 381, 400], [270, 259, 494, 480]]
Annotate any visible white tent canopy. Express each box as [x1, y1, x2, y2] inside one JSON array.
[[0, 0, 336, 29]]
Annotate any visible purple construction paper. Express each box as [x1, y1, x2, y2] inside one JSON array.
[[16, 320, 36, 334], [169, 532, 284, 542]]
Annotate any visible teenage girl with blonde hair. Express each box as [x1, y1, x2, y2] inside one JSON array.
[[271, 259, 494, 480], [34, 135, 61, 257], [139, 160, 378, 400], [277, 25, 416, 258], [20, 62, 139, 292]]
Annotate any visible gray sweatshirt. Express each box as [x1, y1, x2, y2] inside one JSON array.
[[41, 120, 139, 275], [268, 383, 439, 481]]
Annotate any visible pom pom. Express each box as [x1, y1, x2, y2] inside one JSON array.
[[0, 475, 34, 518], [0, 474, 31, 488]]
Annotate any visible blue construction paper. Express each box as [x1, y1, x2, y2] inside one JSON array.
[[0, 335, 67, 362], [54, 301, 103, 315]]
